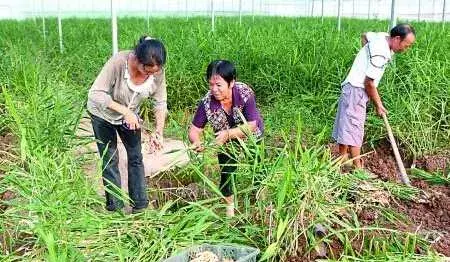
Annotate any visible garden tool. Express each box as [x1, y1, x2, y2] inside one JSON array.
[[382, 114, 411, 186]]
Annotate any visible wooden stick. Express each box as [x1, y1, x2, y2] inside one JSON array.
[[382, 114, 411, 186]]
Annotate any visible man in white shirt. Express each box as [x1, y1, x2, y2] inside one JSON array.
[[332, 24, 416, 169]]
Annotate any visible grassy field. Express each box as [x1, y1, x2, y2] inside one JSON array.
[[0, 16, 449, 261]]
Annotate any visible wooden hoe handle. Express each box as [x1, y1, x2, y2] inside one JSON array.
[[382, 114, 411, 186]]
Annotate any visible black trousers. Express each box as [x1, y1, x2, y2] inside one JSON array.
[[218, 152, 237, 197], [217, 139, 262, 197], [90, 113, 149, 211]]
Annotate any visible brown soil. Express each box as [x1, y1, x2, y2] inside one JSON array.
[[415, 154, 449, 173], [147, 176, 213, 208], [362, 140, 403, 182], [394, 184, 450, 256], [0, 132, 15, 160], [328, 140, 450, 258], [286, 236, 343, 262], [0, 132, 16, 211], [0, 132, 20, 253]]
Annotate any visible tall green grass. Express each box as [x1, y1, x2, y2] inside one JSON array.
[[0, 16, 448, 261]]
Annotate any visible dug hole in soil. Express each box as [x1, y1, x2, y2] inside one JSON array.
[[329, 139, 450, 257]]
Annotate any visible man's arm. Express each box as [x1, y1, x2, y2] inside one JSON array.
[[361, 32, 368, 46], [364, 76, 387, 116]]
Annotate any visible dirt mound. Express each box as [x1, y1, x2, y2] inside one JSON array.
[[395, 184, 450, 256], [415, 154, 450, 173], [329, 140, 449, 182], [328, 140, 450, 257]]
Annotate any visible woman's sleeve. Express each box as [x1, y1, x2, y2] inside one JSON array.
[[192, 101, 207, 129], [243, 93, 259, 122], [87, 56, 117, 110]]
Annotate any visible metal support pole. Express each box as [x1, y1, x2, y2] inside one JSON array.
[[390, 0, 397, 29], [239, 0, 242, 25], [417, 0, 421, 21], [337, 0, 342, 31], [305, 0, 308, 16], [311, 0, 315, 17], [321, 0, 324, 23], [111, 0, 118, 55], [58, 0, 63, 53], [211, 0, 215, 32], [352, 0, 355, 17], [443, 0, 447, 25], [368, 0, 371, 19], [32, 0, 37, 23], [260, 0, 263, 15], [41, 0, 46, 41], [252, 0, 255, 21], [146, 0, 150, 31], [432, 0, 436, 20], [185, 0, 188, 20]]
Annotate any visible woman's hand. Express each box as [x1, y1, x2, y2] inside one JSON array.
[[192, 141, 205, 153], [148, 132, 164, 153], [215, 130, 230, 146], [123, 110, 141, 130]]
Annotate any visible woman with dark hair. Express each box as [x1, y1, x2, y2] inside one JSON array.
[[188, 60, 264, 217], [87, 36, 167, 213]]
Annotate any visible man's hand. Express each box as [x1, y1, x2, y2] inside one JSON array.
[[215, 130, 230, 146], [375, 104, 388, 117]]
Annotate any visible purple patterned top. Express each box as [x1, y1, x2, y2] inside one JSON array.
[[192, 82, 264, 138]]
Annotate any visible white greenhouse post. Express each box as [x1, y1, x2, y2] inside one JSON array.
[[442, 0, 447, 28], [305, 0, 308, 16], [417, 0, 421, 21], [311, 0, 314, 17], [443, 0, 447, 23], [146, 0, 149, 31], [321, 0, 324, 23], [337, 0, 342, 31], [432, 0, 436, 19], [32, 0, 37, 23], [239, 0, 242, 25], [260, 0, 263, 15], [58, 0, 63, 53], [111, 0, 118, 55], [368, 0, 371, 19], [390, 0, 397, 29], [352, 0, 355, 17], [211, 0, 215, 32], [41, 0, 46, 41], [185, 0, 188, 20], [252, 0, 255, 21]]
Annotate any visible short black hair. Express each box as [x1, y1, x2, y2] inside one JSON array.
[[390, 24, 416, 40], [134, 36, 167, 67], [206, 60, 236, 85]]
